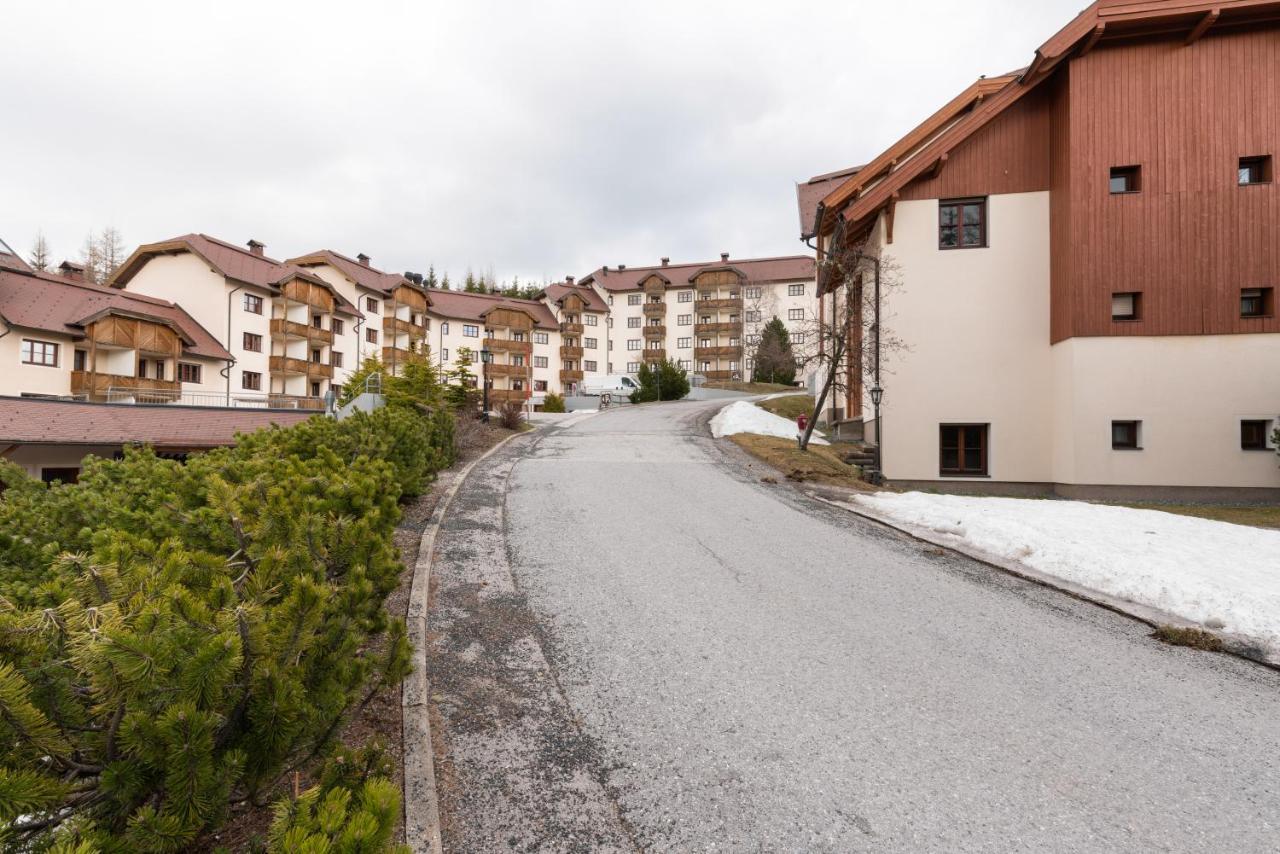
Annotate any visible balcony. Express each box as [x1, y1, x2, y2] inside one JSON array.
[[380, 346, 417, 366], [694, 346, 741, 360], [695, 297, 742, 311], [643, 278, 666, 294], [71, 371, 180, 400], [489, 388, 532, 403], [702, 370, 739, 381], [641, 349, 666, 362], [560, 369, 584, 383], [384, 316, 427, 339], [694, 322, 742, 336], [559, 322, 584, 335], [484, 338, 533, 355], [560, 345, 584, 359], [270, 318, 334, 345], [643, 325, 666, 339], [642, 302, 667, 317], [485, 363, 529, 378], [266, 394, 328, 411], [271, 355, 334, 379]]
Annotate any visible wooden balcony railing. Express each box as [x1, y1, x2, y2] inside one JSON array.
[[485, 363, 529, 378], [642, 302, 667, 317], [489, 388, 532, 403], [643, 325, 666, 338], [641, 349, 666, 361], [71, 371, 180, 399], [484, 338, 533, 355], [266, 394, 328, 411], [559, 369, 584, 383], [560, 346, 584, 359], [702, 370, 739, 381], [270, 318, 334, 344], [694, 346, 742, 360], [695, 297, 742, 311], [271, 356, 335, 379], [694, 322, 743, 336], [559, 322, 584, 335], [384, 317, 427, 339]]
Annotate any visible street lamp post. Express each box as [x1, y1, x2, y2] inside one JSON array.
[[869, 385, 884, 484], [480, 347, 492, 423]]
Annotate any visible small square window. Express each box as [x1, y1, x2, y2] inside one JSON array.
[[939, 198, 987, 249], [1110, 166, 1141, 194], [1112, 292, 1141, 322], [1239, 156, 1272, 186], [1112, 420, 1141, 450], [940, 424, 989, 476], [1241, 420, 1271, 451], [1241, 287, 1273, 318]]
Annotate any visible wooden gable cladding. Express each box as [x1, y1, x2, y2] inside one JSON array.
[[641, 275, 668, 294], [86, 314, 183, 355], [280, 278, 335, 312], [484, 307, 535, 331], [389, 284, 428, 313], [898, 85, 1053, 202], [691, 269, 742, 288], [561, 292, 587, 311], [1050, 27, 1280, 342]]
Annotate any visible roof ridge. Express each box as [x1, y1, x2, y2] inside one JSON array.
[[196, 233, 285, 265], [592, 253, 816, 274]]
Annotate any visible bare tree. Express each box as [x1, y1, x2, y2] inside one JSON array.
[[98, 226, 126, 280], [795, 239, 905, 452], [29, 231, 51, 271], [79, 232, 104, 284]]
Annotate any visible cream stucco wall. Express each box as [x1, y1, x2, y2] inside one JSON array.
[[0, 322, 75, 397], [876, 192, 1054, 483], [1053, 335, 1280, 488]]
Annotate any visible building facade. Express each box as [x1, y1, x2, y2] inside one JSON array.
[[802, 0, 1280, 499]]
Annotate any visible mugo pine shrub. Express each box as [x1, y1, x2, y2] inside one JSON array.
[[0, 401, 453, 851]]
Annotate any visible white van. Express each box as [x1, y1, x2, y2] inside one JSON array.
[[580, 374, 641, 397]]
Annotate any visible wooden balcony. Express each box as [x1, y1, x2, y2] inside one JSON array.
[[641, 349, 666, 362], [702, 370, 739, 381], [694, 322, 743, 336], [560, 369, 584, 383], [380, 346, 418, 366], [71, 370, 180, 400], [695, 297, 742, 311], [270, 318, 334, 344], [266, 394, 328, 411], [560, 346, 584, 359], [484, 338, 533, 355], [485, 363, 529, 378], [384, 316, 427, 339], [643, 325, 666, 339], [694, 346, 741, 360], [271, 355, 334, 379], [559, 322, 584, 335], [489, 388, 532, 403], [642, 302, 667, 317]]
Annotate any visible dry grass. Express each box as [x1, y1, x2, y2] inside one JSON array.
[[704, 380, 799, 394], [756, 394, 816, 422], [728, 433, 869, 488], [1152, 625, 1226, 652], [1114, 502, 1280, 530]]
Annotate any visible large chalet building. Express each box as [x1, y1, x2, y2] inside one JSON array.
[[801, 0, 1279, 500]]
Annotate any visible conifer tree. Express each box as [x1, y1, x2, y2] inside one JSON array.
[[29, 231, 51, 271], [752, 316, 796, 385]]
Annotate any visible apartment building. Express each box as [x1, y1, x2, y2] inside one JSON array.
[[576, 254, 817, 380], [540, 280, 609, 394], [801, 0, 1280, 500], [0, 249, 232, 403]]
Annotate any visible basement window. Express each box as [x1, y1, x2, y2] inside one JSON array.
[[1110, 166, 1141, 194], [1111, 292, 1141, 321], [940, 424, 989, 477], [1241, 420, 1271, 451], [1241, 287, 1273, 318], [1112, 420, 1142, 450], [1239, 156, 1272, 186]]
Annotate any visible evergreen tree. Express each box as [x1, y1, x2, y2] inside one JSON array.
[[440, 272, 451, 290], [752, 317, 796, 385], [29, 231, 50, 271], [424, 265, 439, 289], [657, 358, 691, 401], [463, 270, 479, 293]]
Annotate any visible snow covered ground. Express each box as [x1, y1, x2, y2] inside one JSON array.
[[710, 401, 829, 445], [856, 492, 1280, 654]]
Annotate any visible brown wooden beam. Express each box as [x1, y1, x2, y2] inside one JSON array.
[[1079, 23, 1106, 57], [1186, 9, 1219, 45], [884, 193, 900, 245]]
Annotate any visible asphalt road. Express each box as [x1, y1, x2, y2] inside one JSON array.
[[430, 399, 1280, 853]]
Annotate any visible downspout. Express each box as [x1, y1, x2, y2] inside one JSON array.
[[224, 284, 244, 406]]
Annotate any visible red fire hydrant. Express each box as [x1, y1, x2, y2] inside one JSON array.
[[797, 414, 808, 433]]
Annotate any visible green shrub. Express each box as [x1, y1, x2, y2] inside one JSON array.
[[0, 397, 453, 850], [629, 360, 688, 403], [542, 392, 566, 413]]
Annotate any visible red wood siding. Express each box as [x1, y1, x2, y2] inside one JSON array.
[[899, 86, 1052, 202], [1051, 26, 1280, 342]]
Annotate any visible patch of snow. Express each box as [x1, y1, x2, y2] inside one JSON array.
[[856, 492, 1280, 652], [710, 401, 829, 445]]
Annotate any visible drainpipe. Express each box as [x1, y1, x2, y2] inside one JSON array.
[[224, 284, 244, 406]]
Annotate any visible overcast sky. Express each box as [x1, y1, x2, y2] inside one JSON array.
[[1, 0, 1082, 285]]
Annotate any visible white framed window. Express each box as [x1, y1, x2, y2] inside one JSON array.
[[463, 324, 479, 337], [788, 308, 804, 321], [584, 314, 598, 326], [677, 337, 692, 349], [442, 322, 450, 334], [534, 355, 548, 368], [608, 295, 614, 305], [678, 359, 691, 369], [646, 340, 662, 350], [584, 337, 598, 349], [513, 331, 526, 342], [535, 331, 548, 344], [584, 360, 597, 371], [699, 338, 711, 347], [607, 317, 614, 328], [746, 311, 761, 322], [729, 337, 739, 346], [626, 339, 641, 351], [744, 287, 762, 299], [628, 294, 642, 305], [677, 314, 692, 326], [792, 333, 805, 345], [442, 348, 449, 362], [788, 283, 805, 296], [627, 317, 641, 328], [626, 362, 640, 372], [677, 291, 692, 303], [746, 334, 760, 345]]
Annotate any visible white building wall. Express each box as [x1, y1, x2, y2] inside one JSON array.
[[0, 323, 75, 397]]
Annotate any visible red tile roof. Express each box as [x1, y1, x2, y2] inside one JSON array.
[[0, 237, 32, 273], [0, 267, 232, 360], [579, 255, 816, 292], [541, 282, 609, 313], [108, 234, 360, 317], [425, 289, 558, 329], [288, 249, 420, 297], [796, 166, 863, 239], [0, 397, 315, 447]]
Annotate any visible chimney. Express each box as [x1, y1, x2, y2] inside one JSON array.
[[566, 275, 575, 285], [57, 260, 85, 282], [661, 257, 670, 267], [247, 239, 265, 256], [602, 266, 609, 275], [618, 264, 627, 271], [358, 253, 371, 266], [720, 252, 730, 263]]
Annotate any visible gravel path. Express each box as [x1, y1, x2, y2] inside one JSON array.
[[429, 400, 1280, 853]]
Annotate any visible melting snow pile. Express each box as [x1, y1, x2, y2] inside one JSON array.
[[856, 491, 1280, 652], [710, 401, 829, 445]]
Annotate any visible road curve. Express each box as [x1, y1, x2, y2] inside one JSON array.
[[431, 398, 1280, 853]]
